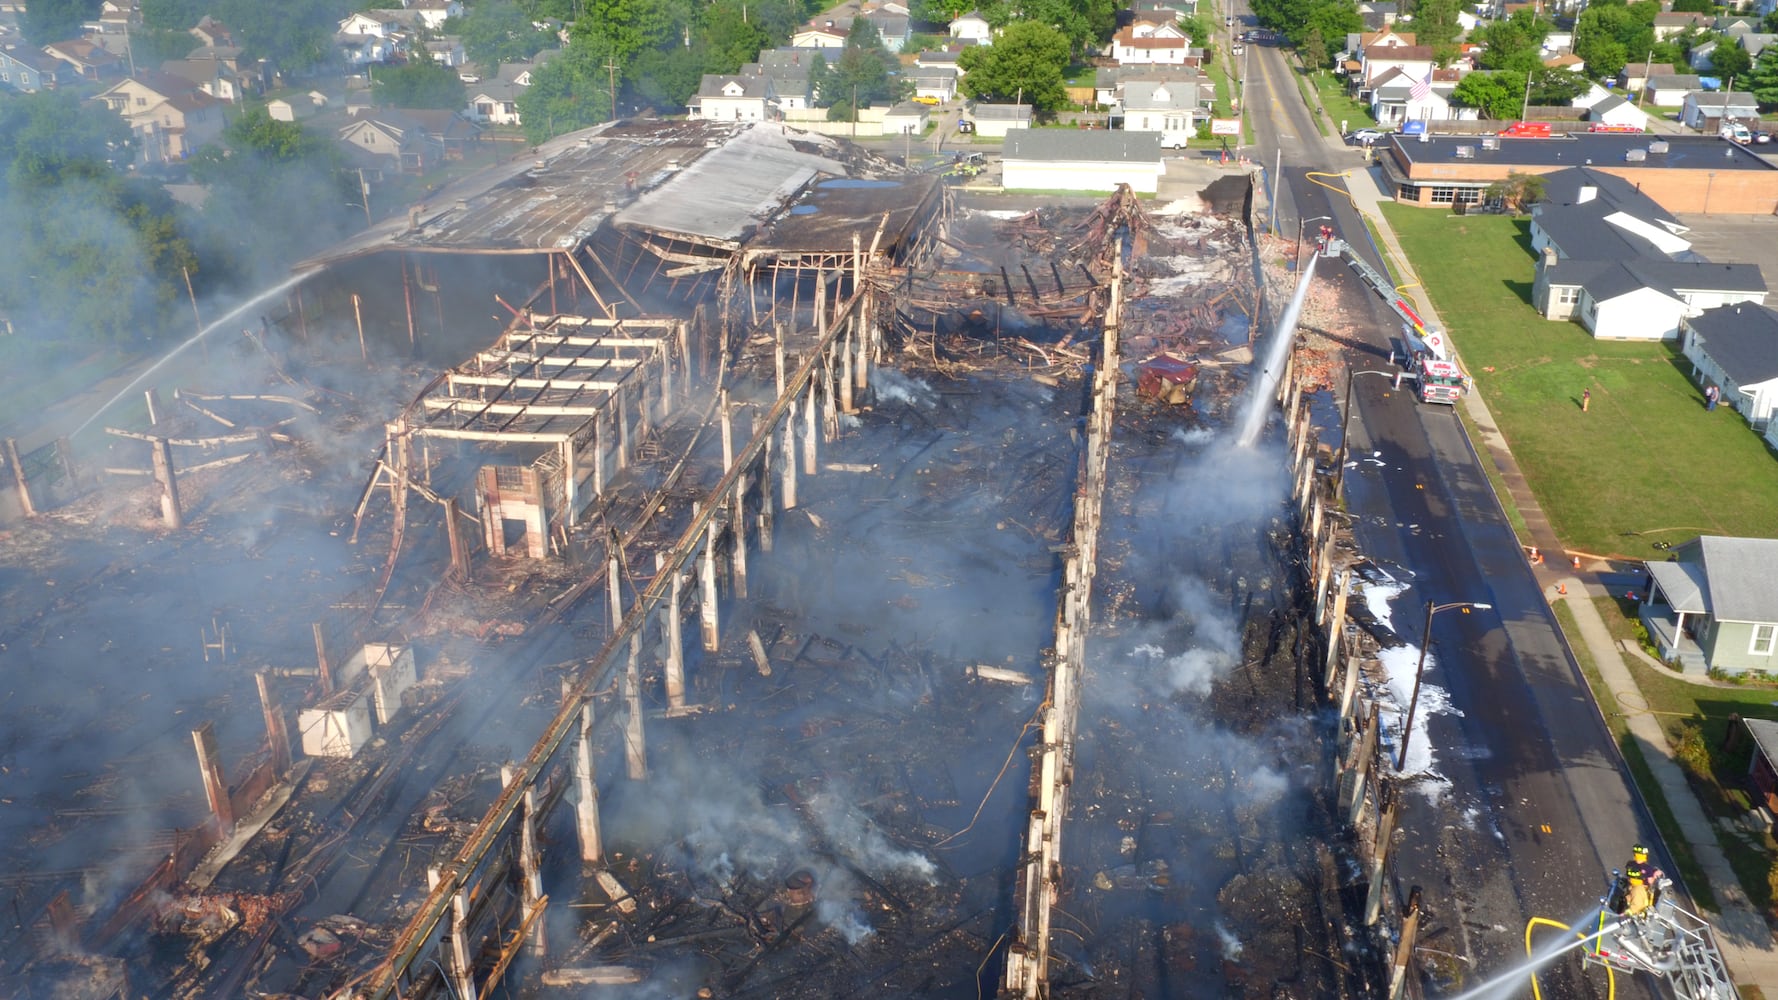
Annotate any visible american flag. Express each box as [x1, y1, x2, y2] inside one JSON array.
[[1410, 67, 1433, 102]]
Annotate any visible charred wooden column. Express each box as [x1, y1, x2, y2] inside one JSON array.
[[1323, 569, 1351, 686], [444, 497, 470, 581], [840, 328, 854, 414], [700, 515, 719, 652], [429, 867, 478, 1000], [756, 442, 774, 554], [567, 682, 603, 863], [256, 672, 291, 777], [503, 764, 546, 956], [144, 388, 162, 425], [624, 632, 647, 780], [313, 622, 335, 695], [803, 380, 818, 475], [1388, 888, 1422, 999], [657, 552, 686, 712], [191, 722, 233, 831], [1364, 791, 1399, 926], [151, 437, 183, 530], [3, 438, 35, 518]]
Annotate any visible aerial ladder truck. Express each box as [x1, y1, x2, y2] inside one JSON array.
[[1315, 233, 1469, 405]]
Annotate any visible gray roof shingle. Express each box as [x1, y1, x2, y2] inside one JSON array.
[[1004, 129, 1162, 163], [1686, 303, 1778, 387]]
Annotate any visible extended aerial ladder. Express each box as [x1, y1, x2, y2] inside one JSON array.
[[1529, 875, 1737, 1000], [1317, 236, 1468, 404]]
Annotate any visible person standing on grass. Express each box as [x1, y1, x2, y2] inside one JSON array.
[[1706, 385, 1719, 411], [1582, 388, 1590, 412]]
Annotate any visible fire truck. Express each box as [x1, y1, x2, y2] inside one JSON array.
[[1318, 235, 1470, 405]]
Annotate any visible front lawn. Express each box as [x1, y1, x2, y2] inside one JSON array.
[[1380, 205, 1778, 559], [1308, 68, 1375, 135]]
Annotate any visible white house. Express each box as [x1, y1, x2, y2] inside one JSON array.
[[1357, 42, 1434, 93], [949, 11, 992, 45], [688, 74, 777, 121], [407, 0, 463, 31], [1541, 254, 1766, 339], [425, 38, 466, 67], [1120, 80, 1199, 147], [1110, 20, 1191, 65], [911, 67, 959, 103], [881, 101, 931, 136], [468, 83, 521, 125], [792, 24, 848, 48], [1367, 66, 1457, 124], [1681, 304, 1778, 427], [1002, 129, 1165, 193], [338, 12, 397, 37], [1587, 94, 1648, 130]]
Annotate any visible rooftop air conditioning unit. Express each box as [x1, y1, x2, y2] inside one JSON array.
[[1625, 148, 1647, 162], [1455, 145, 1475, 158], [1482, 137, 1500, 149], [1649, 140, 1670, 154]]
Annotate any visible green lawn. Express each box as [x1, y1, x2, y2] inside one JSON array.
[[1308, 69, 1375, 135], [1380, 205, 1778, 559]]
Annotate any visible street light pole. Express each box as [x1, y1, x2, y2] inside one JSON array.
[[1334, 364, 1395, 496], [1397, 599, 1493, 772]]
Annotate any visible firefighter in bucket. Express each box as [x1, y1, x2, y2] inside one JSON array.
[[1610, 844, 1664, 919]]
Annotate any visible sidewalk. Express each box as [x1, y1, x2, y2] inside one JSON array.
[[1307, 115, 1778, 987]]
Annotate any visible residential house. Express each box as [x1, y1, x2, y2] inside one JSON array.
[[1653, 11, 1711, 39], [1560, 259, 1766, 340], [1367, 65, 1461, 125], [1110, 17, 1191, 66], [41, 37, 122, 81], [0, 44, 63, 92], [1541, 30, 1575, 52], [188, 15, 231, 48], [1680, 303, 1778, 427], [1616, 62, 1674, 94], [425, 38, 467, 67], [1738, 33, 1778, 60], [1358, 0, 1399, 29], [1587, 94, 1648, 130], [160, 48, 260, 103], [750, 49, 821, 110], [406, 0, 463, 31], [1356, 42, 1434, 96], [338, 109, 445, 174], [1683, 90, 1758, 130], [1641, 536, 1778, 675], [1096, 65, 1208, 106], [1120, 79, 1201, 144], [862, 9, 911, 52], [502, 51, 557, 87], [969, 102, 1032, 137], [338, 12, 398, 37], [792, 23, 848, 48], [1002, 129, 1165, 193], [467, 82, 521, 125], [1543, 52, 1586, 73], [914, 46, 963, 73], [1646, 74, 1703, 107], [1715, 15, 1759, 34], [949, 11, 993, 45], [97, 0, 140, 30], [1688, 39, 1720, 72], [266, 95, 319, 122], [688, 73, 777, 121], [911, 67, 959, 103], [94, 73, 223, 163], [1740, 718, 1778, 813], [1531, 167, 1695, 327]]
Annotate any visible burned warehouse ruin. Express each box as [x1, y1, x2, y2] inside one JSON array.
[[0, 117, 1397, 1000]]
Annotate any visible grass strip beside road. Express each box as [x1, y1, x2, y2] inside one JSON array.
[[1308, 69, 1375, 134], [1556, 600, 1717, 911], [1379, 204, 1778, 559]]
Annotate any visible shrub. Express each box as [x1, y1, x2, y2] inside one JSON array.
[[1674, 722, 1713, 780]]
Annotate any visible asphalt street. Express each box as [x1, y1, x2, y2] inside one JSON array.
[[1229, 9, 1671, 995]]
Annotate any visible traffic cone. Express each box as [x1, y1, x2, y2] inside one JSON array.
[[1572, 555, 1582, 570], [1558, 582, 1567, 595], [1529, 547, 1542, 565]]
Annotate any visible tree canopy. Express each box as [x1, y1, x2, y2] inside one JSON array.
[[1474, 9, 1551, 73], [143, 0, 358, 71], [1250, 0, 1361, 51], [22, 0, 100, 45], [956, 20, 1071, 111], [373, 62, 468, 109], [816, 19, 905, 121], [448, 0, 557, 68], [1748, 46, 1778, 109], [1574, 0, 1659, 79], [1450, 71, 1522, 119]]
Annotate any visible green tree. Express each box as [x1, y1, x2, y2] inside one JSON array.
[[1709, 39, 1752, 82], [956, 20, 1070, 110], [373, 62, 468, 108], [573, 0, 680, 65], [1412, 0, 1462, 53], [1576, 0, 1658, 79], [1484, 171, 1546, 213], [22, 0, 100, 44], [1669, 0, 1712, 12], [0, 90, 132, 187], [1475, 8, 1551, 72], [1528, 67, 1588, 105], [450, 0, 554, 67], [1748, 46, 1778, 108], [819, 22, 904, 120], [517, 42, 618, 143], [700, 0, 772, 74], [1450, 70, 1521, 118]]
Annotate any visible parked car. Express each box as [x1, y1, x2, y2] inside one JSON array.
[[1755, 130, 1773, 144], [1345, 128, 1387, 146], [957, 119, 975, 133], [913, 95, 940, 106]]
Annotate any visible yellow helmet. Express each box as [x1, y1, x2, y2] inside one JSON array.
[[1632, 844, 1649, 860]]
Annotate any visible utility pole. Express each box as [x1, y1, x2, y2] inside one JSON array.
[[1520, 70, 1533, 121], [852, 83, 858, 138], [606, 60, 619, 122]]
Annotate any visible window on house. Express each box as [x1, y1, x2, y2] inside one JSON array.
[[135, 96, 146, 106], [1754, 623, 1777, 657], [1557, 287, 1578, 305]]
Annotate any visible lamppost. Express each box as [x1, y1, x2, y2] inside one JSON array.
[[1294, 215, 1332, 271], [1333, 364, 1397, 495], [1397, 599, 1493, 772]]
